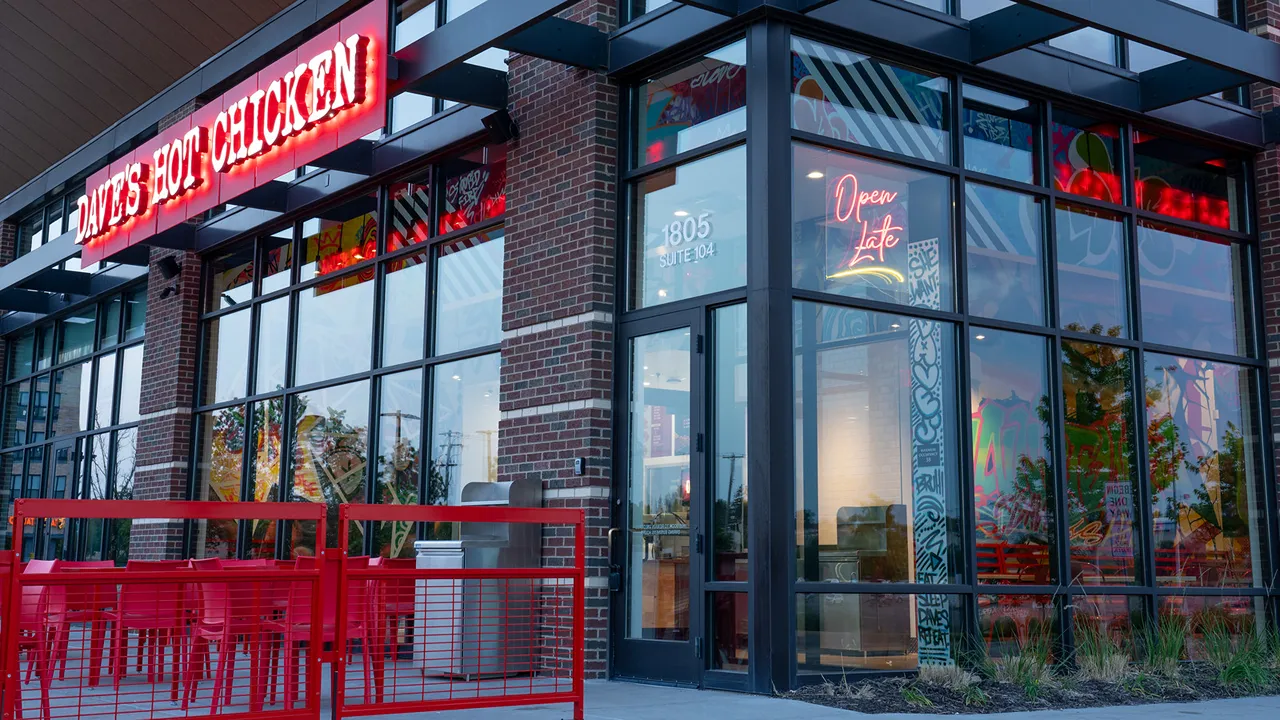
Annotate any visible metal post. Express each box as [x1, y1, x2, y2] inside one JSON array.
[[745, 17, 794, 695]]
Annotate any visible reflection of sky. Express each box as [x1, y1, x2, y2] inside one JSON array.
[[1138, 225, 1239, 355]]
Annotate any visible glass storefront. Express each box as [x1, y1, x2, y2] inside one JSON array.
[[193, 142, 505, 559], [0, 286, 146, 561], [618, 27, 1270, 687]]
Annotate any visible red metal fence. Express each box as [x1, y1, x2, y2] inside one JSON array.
[[335, 504, 585, 720], [0, 500, 585, 720]]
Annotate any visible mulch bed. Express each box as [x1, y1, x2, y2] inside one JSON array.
[[787, 665, 1276, 714]]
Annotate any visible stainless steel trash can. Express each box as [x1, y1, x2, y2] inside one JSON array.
[[413, 478, 542, 679]]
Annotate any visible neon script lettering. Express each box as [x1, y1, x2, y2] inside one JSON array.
[[77, 33, 371, 245], [832, 173, 902, 267]]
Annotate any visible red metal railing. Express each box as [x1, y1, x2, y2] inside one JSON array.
[[0, 500, 586, 720], [335, 504, 585, 720], [3, 500, 327, 720]]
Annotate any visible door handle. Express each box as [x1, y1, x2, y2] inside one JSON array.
[[607, 528, 622, 592]]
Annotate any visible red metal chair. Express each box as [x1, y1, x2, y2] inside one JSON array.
[[266, 554, 374, 708], [17, 559, 66, 720], [369, 557, 416, 661], [184, 557, 278, 712], [55, 561, 116, 682], [104, 560, 188, 698]]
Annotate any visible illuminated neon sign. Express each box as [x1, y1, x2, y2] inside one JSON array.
[[74, 0, 387, 264], [827, 172, 906, 283]]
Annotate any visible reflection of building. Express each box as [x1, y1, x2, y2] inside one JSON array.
[[0, 0, 1277, 697]]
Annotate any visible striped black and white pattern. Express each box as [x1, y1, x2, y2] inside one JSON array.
[[964, 185, 1039, 259], [793, 37, 949, 164]]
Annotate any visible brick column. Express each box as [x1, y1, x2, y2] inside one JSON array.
[[500, 1, 619, 677], [129, 248, 202, 559], [1249, 0, 1280, 512]]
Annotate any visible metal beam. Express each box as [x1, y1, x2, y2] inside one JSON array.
[[0, 289, 53, 314], [1139, 59, 1251, 111], [611, 3, 736, 75], [18, 269, 94, 296], [1013, 0, 1280, 84], [309, 140, 375, 175], [392, 0, 576, 97], [0, 265, 148, 335], [969, 3, 1080, 63], [406, 64, 508, 109], [228, 180, 290, 212], [500, 17, 607, 70]]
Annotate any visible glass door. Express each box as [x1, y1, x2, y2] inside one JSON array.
[[612, 312, 704, 684]]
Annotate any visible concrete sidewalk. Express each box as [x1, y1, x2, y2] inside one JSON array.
[[422, 681, 1280, 720]]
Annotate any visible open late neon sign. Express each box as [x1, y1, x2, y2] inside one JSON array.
[[74, 0, 387, 264], [828, 172, 906, 283]]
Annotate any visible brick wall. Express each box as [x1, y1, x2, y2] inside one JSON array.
[[500, 0, 620, 677], [1248, 0, 1280, 508]]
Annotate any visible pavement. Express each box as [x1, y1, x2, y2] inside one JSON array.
[[401, 680, 1280, 720]]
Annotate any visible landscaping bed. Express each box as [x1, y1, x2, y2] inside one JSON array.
[[787, 616, 1280, 714]]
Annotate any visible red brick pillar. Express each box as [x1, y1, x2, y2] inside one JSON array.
[[500, 1, 619, 677], [128, 247, 202, 559], [1249, 0, 1280, 511]]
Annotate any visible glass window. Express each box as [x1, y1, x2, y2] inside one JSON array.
[[46, 200, 65, 239], [394, 0, 437, 50], [8, 331, 34, 380], [630, 0, 674, 17], [123, 288, 146, 342], [99, 297, 121, 348], [382, 252, 428, 367], [290, 379, 370, 555], [965, 184, 1045, 325], [3, 381, 29, 448], [1160, 596, 1264, 661], [293, 272, 375, 386], [979, 594, 1056, 658], [117, 345, 143, 425], [1056, 204, 1129, 337], [92, 355, 115, 430], [970, 329, 1053, 584], [1073, 594, 1144, 655], [963, 85, 1037, 184], [960, 0, 1010, 19], [19, 211, 43, 257], [1048, 28, 1117, 65], [434, 229, 503, 355], [0, 451, 21, 548], [1137, 222, 1248, 356], [632, 147, 747, 309], [194, 406, 246, 559], [387, 175, 431, 250], [376, 370, 423, 558], [248, 398, 284, 558], [439, 144, 507, 235], [624, 328, 692, 641], [255, 297, 289, 395], [711, 593, 748, 672], [1145, 355, 1262, 588], [1052, 110, 1122, 204], [31, 375, 49, 438], [203, 310, 251, 404], [794, 301, 961, 584], [51, 362, 91, 437], [636, 40, 746, 166], [261, 228, 294, 294], [208, 245, 255, 310], [392, 92, 436, 135], [300, 194, 378, 283], [36, 326, 54, 371], [903, 0, 947, 10], [712, 305, 748, 582], [57, 308, 96, 365], [1134, 133, 1243, 231], [793, 143, 953, 311], [427, 354, 499, 512], [797, 594, 964, 672], [1062, 341, 1141, 585], [792, 37, 950, 164]]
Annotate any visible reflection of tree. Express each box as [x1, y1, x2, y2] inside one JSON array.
[[249, 400, 284, 557], [1061, 337, 1134, 542], [713, 453, 747, 566], [291, 397, 367, 555], [1189, 422, 1248, 538], [376, 409, 420, 558]]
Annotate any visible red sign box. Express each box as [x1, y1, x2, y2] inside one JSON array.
[[76, 0, 387, 265]]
